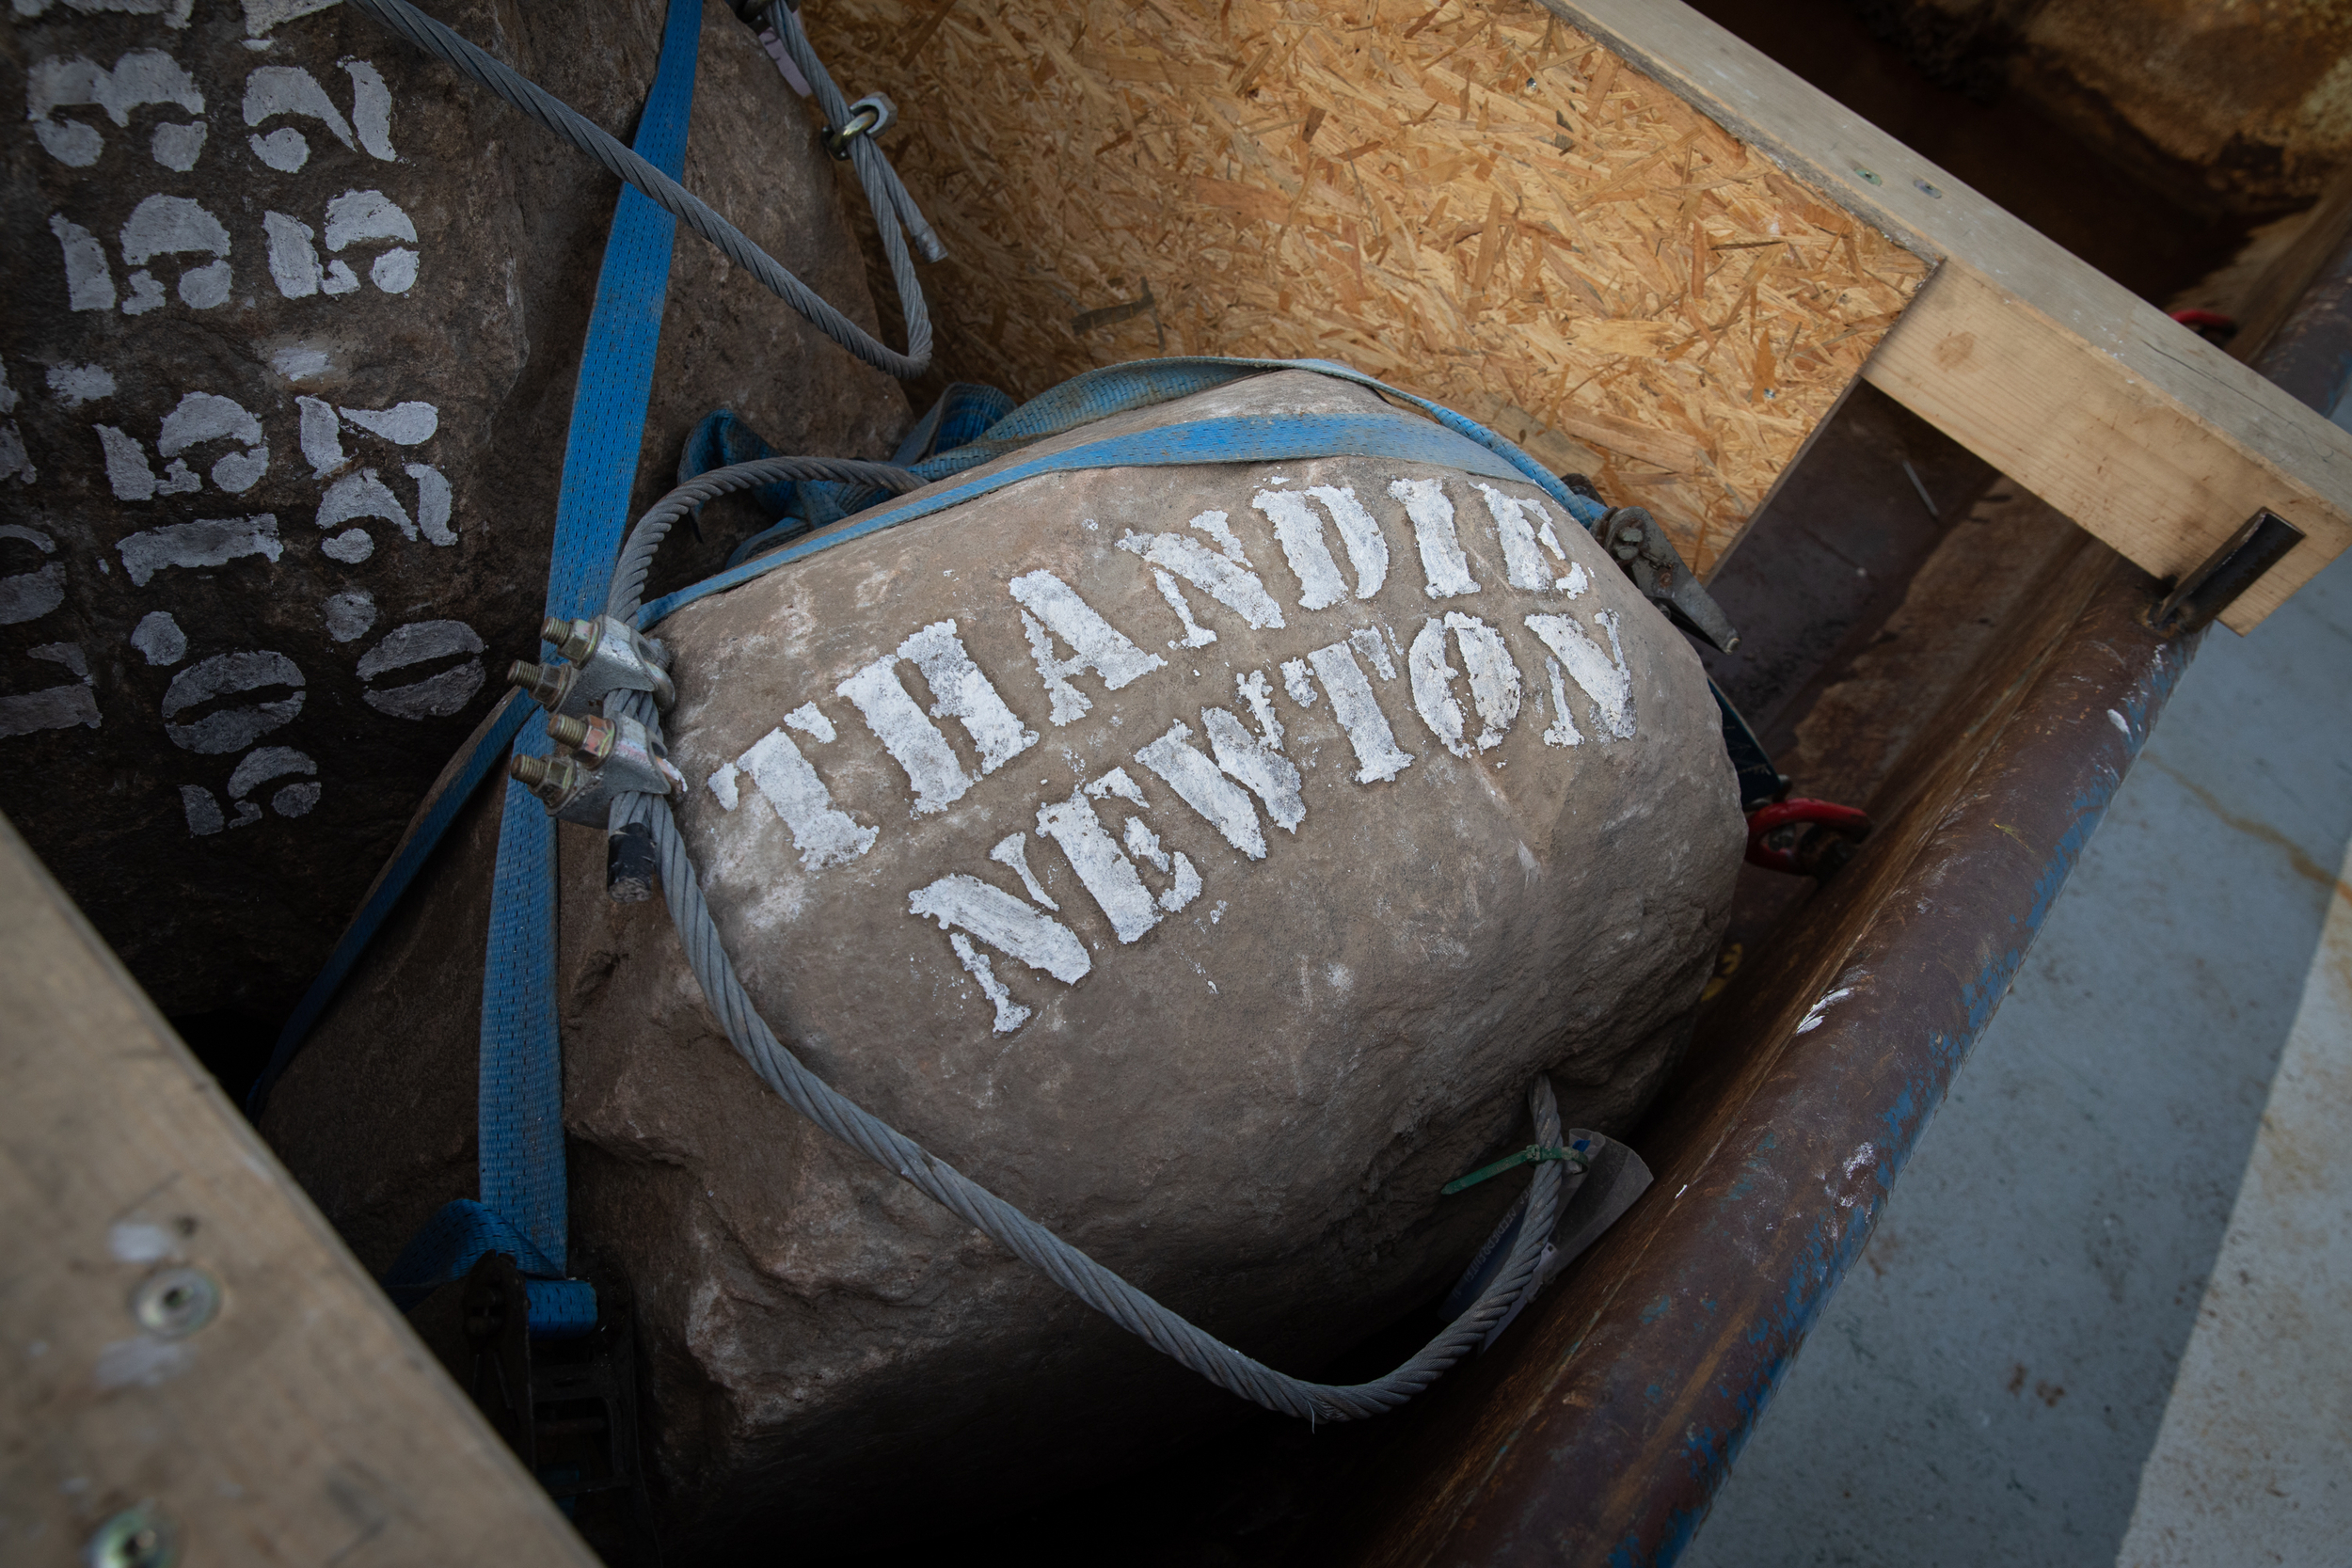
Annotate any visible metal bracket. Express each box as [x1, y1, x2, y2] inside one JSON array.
[[2148, 508, 2305, 636], [1593, 506, 1741, 654]]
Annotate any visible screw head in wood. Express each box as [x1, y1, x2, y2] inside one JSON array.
[[130, 1266, 217, 1339], [86, 1503, 177, 1568]]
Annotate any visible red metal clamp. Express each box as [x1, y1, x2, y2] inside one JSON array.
[[1746, 799, 1872, 877]]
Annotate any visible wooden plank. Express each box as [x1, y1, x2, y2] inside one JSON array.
[[0, 813, 596, 1567], [1541, 0, 2352, 631]]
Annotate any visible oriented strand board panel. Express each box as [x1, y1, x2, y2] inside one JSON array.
[[810, 0, 1931, 573], [1551, 0, 2352, 631]]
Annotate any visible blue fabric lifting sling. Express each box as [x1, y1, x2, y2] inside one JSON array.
[[373, 0, 706, 1335]]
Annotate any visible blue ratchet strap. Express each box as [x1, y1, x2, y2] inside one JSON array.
[[654, 356, 1613, 626], [417, 0, 705, 1338]]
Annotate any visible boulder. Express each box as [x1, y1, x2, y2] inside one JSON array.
[[0, 0, 910, 1028], [262, 369, 1743, 1551]]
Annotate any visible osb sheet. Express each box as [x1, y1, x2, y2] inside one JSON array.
[[805, 0, 1933, 571]]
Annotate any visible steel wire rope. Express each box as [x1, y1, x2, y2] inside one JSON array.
[[590, 470, 1580, 1420], [342, 0, 940, 379]]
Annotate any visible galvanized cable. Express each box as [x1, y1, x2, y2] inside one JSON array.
[[765, 4, 945, 266], [607, 455, 919, 624], [340, 0, 936, 379]]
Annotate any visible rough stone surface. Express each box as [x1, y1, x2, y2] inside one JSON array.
[[0, 0, 910, 1023], [265, 371, 1743, 1551]]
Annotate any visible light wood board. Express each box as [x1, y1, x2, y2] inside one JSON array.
[[1543, 0, 2352, 631], [811, 0, 1930, 574], [0, 813, 595, 1566]]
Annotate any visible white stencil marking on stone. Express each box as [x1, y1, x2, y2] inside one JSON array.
[[341, 402, 437, 445], [1136, 720, 1265, 860], [1085, 766, 1148, 805], [1526, 610, 1635, 739], [1311, 484, 1389, 597], [1120, 816, 1201, 911], [262, 211, 325, 298], [50, 214, 116, 312], [0, 669, 101, 736], [119, 195, 230, 312], [46, 363, 115, 408], [989, 832, 1057, 910], [780, 703, 834, 743], [357, 619, 484, 720], [909, 873, 1091, 983], [0, 527, 62, 628], [738, 726, 878, 869], [342, 59, 396, 159], [897, 618, 1035, 775], [1149, 569, 1216, 648], [1388, 477, 1480, 599], [95, 424, 158, 500], [158, 392, 267, 493], [179, 784, 222, 836], [405, 464, 454, 545], [244, 65, 354, 172], [131, 610, 185, 665], [1035, 790, 1159, 943], [322, 528, 372, 563], [1118, 512, 1285, 630], [322, 589, 374, 642], [228, 745, 312, 800], [1347, 626, 1397, 681], [273, 346, 329, 382], [1279, 657, 1317, 707], [1235, 669, 1283, 748], [162, 650, 301, 753], [1250, 488, 1345, 610], [1252, 484, 1389, 608], [1307, 639, 1414, 784], [243, 0, 338, 39], [323, 188, 417, 293], [119, 515, 280, 586], [17, 0, 197, 23], [1476, 483, 1577, 593], [0, 421, 30, 487], [838, 657, 973, 816], [1540, 656, 1583, 748], [1201, 705, 1305, 834], [297, 396, 345, 476], [1009, 569, 1164, 725], [317, 468, 413, 541], [706, 761, 740, 811], [1408, 612, 1522, 757], [948, 932, 1030, 1033], [29, 50, 204, 168]]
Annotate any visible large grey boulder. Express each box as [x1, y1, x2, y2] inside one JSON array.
[[263, 370, 1742, 1551], [0, 0, 908, 1025]]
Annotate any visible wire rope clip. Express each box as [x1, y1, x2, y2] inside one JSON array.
[[1745, 798, 1871, 879], [822, 93, 896, 159], [511, 714, 683, 826], [507, 614, 675, 718], [1442, 1143, 1590, 1196]]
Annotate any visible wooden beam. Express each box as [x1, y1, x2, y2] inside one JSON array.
[[1542, 0, 2352, 632], [0, 814, 596, 1566]]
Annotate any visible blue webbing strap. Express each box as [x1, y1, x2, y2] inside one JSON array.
[[652, 407, 1552, 624], [380, 0, 704, 1337], [650, 355, 1612, 625]]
